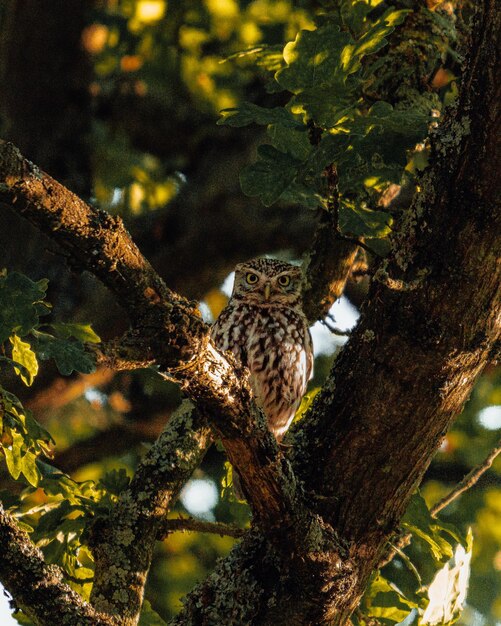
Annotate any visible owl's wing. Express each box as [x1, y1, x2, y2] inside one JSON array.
[[210, 306, 248, 366], [305, 327, 314, 382]]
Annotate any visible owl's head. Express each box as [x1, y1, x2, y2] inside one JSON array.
[[231, 258, 302, 308]]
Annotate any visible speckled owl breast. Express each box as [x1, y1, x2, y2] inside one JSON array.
[[211, 258, 313, 441]]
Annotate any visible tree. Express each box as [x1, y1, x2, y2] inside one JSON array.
[[0, 1, 499, 625]]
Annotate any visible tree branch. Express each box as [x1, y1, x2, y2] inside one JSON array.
[[379, 437, 501, 569], [0, 502, 114, 626], [0, 140, 314, 622], [302, 164, 359, 324], [431, 437, 501, 516], [159, 516, 247, 540], [88, 401, 212, 622], [0, 139, 301, 528], [288, 1, 500, 620]]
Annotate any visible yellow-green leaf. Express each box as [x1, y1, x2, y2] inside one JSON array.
[[10, 334, 38, 386]]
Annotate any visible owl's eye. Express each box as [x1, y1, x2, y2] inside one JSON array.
[[246, 272, 259, 285], [277, 275, 291, 287]]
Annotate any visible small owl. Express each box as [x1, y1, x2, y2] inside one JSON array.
[[211, 258, 313, 442]]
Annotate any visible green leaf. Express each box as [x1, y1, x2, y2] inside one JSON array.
[[221, 460, 245, 503], [267, 123, 312, 161], [0, 272, 49, 342], [99, 468, 131, 496], [0, 355, 32, 385], [240, 145, 300, 206], [32, 331, 95, 376], [218, 103, 302, 128], [402, 493, 466, 564], [139, 599, 168, 626], [350, 102, 430, 166], [38, 461, 84, 500], [363, 574, 418, 624], [303, 133, 351, 174], [0, 387, 52, 486], [34, 501, 84, 538], [50, 322, 101, 344], [3, 430, 24, 481], [339, 1, 373, 37], [293, 387, 321, 423], [421, 536, 472, 625], [2, 430, 41, 487], [289, 84, 358, 127], [339, 203, 392, 238], [365, 238, 392, 257], [223, 44, 285, 72], [341, 9, 410, 75], [19, 450, 42, 487], [10, 334, 39, 386], [12, 611, 35, 626], [276, 24, 352, 93]]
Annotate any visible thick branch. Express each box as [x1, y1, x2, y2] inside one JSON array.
[[0, 502, 113, 626], [290, 0, 500, 620], [0, 139, 205, 367], [89, 402, 211, 621], [302, 159, 359, 325], [0, 141, 309, 621], [0, 140, 300, 527], [302, 211, 359, 324]]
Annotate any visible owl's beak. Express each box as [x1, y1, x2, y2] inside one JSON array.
[[263, 283, 271, 301]]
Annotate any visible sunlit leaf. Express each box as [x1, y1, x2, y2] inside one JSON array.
[[0, 388, 52, 486], [276, 24, 352, 93], [10, 334, 39, 386], [363, 573, 418, 624], [50, 323, 101, 344], [402, 493, 467, 565], [421, 534, 472, 625], [339, 203, 391, 238], [341, 9, 410, 75]]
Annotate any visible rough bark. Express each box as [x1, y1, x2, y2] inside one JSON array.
[[174, 0, 501, 622], [0, 140, 311, 624], [0, 503, 114, 626], [89, 402, 212, 621]]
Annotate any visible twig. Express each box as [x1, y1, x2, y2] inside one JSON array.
[[321, 319, 351, 337], [431, 436, 501, 516], [159, 517, 246, 540], [379, 437, 501, 568], [336, 233, 380, 258]]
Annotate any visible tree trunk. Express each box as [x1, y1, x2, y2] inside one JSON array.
[[173, 0, 501, 622]]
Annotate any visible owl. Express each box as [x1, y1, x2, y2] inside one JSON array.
[[211, 258, 313, 442]]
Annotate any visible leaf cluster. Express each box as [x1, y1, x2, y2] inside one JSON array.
[[218, 3, 431, 244], [0, 271, 100, 486], [357, 493, 471, 626]]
